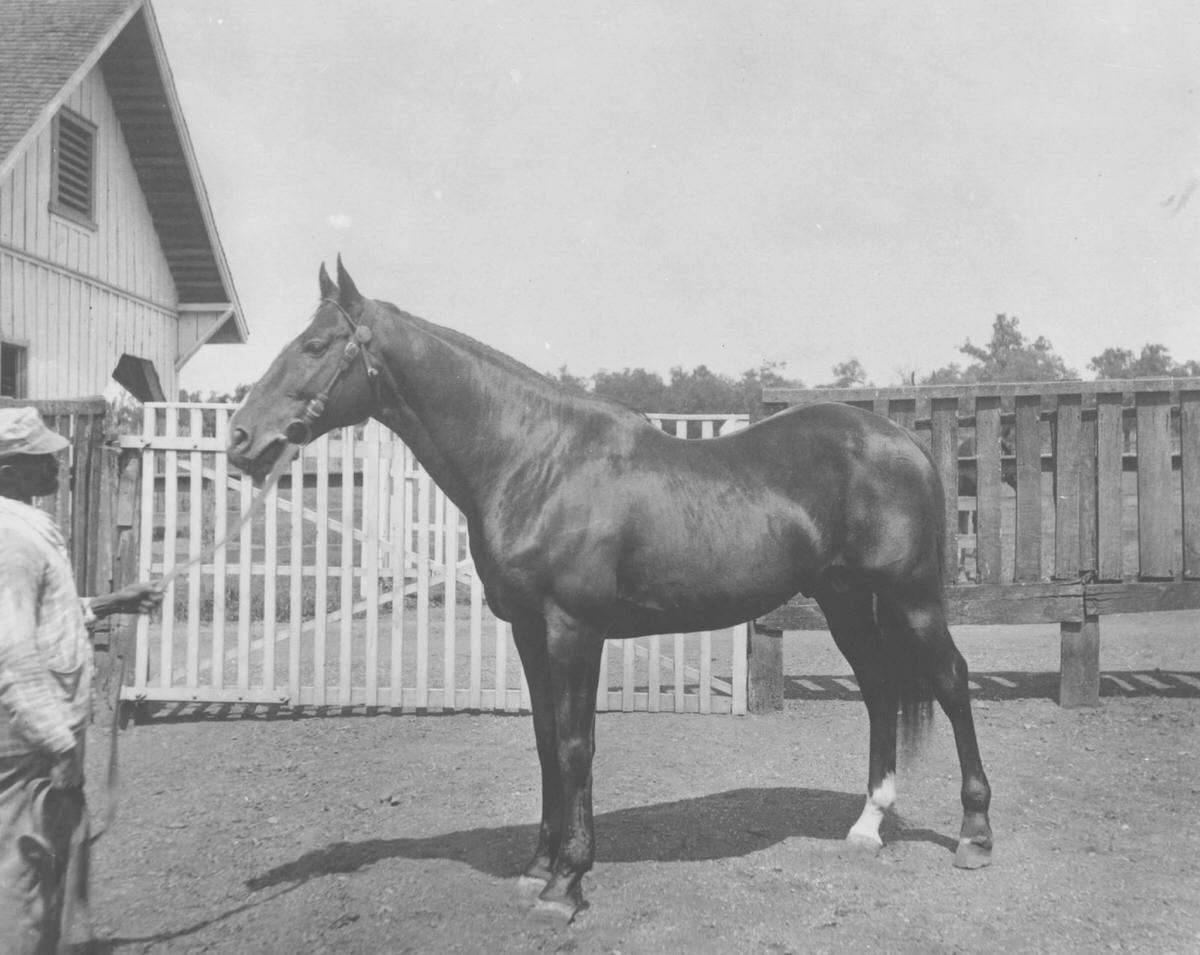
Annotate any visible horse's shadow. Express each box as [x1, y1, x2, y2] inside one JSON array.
[[80, 788, 954, 951], [246, 786, 956, 892]]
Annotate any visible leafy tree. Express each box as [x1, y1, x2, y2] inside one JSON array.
[[820, 357, 872, 388], [1088, 344, 1200, 380], [550, 361, 803, 415], [922, 314, 1076, 384], [592, 367, 668, 410], [736, 361, 798, 415], [665, 365, 742, 413], [551, 365, 590, 394]]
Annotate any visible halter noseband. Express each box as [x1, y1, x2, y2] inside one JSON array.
[[284, 298, 381, 445]]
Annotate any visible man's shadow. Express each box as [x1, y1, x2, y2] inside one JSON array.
[[246, 786, 956, 892]]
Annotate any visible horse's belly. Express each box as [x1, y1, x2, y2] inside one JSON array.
[[615, 530, 810, 633]]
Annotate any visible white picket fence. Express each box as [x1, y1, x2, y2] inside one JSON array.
[[119, 406, 750, 715]]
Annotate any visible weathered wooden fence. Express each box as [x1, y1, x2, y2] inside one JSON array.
[[0, 396, 110, 595], [115, 405, 750, 716], [750, 379, 1200, 708]]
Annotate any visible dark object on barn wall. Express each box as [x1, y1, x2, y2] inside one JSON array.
[[112, 354, 166, 403]]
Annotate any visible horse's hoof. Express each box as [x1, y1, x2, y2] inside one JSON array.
[[515, 875, 548, 899], [845, 826, 884, 850], [953, 839, 993, 869], [531, 895, 585, 923]]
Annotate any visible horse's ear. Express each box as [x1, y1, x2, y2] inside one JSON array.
[[318, 262, 338, 300], [336, 255, 363, 311]]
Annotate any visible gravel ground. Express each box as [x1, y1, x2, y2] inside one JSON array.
[[78, 611, 1200, 954]]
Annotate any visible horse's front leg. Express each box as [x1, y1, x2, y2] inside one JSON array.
[[510, 615, 560, 891], [533, 604, 605, 921]]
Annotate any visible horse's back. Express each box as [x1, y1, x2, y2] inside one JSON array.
[[525, 401, 946, 632]]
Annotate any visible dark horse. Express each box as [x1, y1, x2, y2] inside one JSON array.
[[227, 260, 992, 919]]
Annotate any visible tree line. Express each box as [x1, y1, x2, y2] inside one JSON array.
[[178, 314, 1199, 416]]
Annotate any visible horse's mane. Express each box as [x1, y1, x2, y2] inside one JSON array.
[[374, 299, 649, 421]]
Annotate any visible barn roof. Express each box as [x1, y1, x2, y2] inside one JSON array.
[[0, 0, 247, 344]]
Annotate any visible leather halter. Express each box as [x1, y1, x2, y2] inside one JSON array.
[[284, 298, 381, 444]]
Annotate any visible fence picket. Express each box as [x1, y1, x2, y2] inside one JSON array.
[[1014, 395, 1042, 581], [974, 396, 1002, 584], [443, 504, 459, 712], [236, 466, 252, 691], [416, 465, 431, 709], [596, 640, 610, 712], [212, 411, 229, 690], [364, 422, 380, 708], [162, 408, 177, 688], [339, 432, 355, 707], [1096, 393, 1124, 581], [389, 439, 406, 709], [673, 634, 685, 713], [622, 638, 635, 711], [469, 554, 483, 710], [494, 616, 508, 712], [1136, 391, 1175, 580], [647, 634, 661, 712], [134, 404, 154, 694], [186, 408, 203, 688], [1183, 390, 1200, 579], [263, 452, 278, 694], [314, 436, 330, 706], [289, 448, 303, 705]]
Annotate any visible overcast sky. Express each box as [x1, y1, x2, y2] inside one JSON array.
[[156, 0, 1200, 395]]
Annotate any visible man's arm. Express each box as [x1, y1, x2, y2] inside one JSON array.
[[86, 580, 164, 620]]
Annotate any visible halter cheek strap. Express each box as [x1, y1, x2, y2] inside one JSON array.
[[285, 300, 382, 444]]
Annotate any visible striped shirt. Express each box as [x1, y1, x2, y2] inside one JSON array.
[[0, 497, 92, 757]]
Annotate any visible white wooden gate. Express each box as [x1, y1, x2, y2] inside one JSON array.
[[120, 406, 749, 715]]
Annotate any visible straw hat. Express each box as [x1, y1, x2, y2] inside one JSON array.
[[0, 407, 70, 459]]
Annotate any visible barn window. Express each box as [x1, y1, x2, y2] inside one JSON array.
[[50, 109, 96, 228], [1, 343, 27, 398]]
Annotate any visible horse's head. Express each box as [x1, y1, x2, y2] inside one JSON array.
[[227, 258, 383, 480]]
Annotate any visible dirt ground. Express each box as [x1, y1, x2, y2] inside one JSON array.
[[79, 612, 1200, 954]]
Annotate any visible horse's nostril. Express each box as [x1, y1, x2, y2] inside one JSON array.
[[229, 427, 251, 454], [285, 420, 311, 445]]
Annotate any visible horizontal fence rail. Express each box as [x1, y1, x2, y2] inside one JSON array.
[[119, 405, 749, 716]]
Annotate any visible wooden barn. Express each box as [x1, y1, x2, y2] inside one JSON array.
[[0, 0, 247, 402]]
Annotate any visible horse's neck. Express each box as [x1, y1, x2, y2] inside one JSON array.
[[374, 314, 585, 514]]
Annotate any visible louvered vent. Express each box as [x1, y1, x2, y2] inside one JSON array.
[[52, 110, 95, 224]]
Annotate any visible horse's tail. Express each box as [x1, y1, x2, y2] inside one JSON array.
[[884, 445, 946, 758], [881, 600, 936, 760]]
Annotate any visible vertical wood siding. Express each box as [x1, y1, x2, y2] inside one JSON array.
[[0, 68, 179, 398]]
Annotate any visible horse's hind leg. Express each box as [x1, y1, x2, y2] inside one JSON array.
[[878, 586, 993, 869], [510, 615, 560, 891], [816, 580, 898, 849]]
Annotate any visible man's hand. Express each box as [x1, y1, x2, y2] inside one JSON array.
[[93, 580, 165, 618], [49, 747, 83, 790]]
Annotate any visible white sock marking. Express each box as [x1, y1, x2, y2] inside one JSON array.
[[847, 773, 897, 845]]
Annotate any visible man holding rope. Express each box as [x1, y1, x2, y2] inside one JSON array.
[[0, 407, 162, 954]]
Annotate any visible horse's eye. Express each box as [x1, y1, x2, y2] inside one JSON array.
[[303, 339, 328, 357]]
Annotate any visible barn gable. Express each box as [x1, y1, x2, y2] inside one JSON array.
[[0, 0, 247, 400]]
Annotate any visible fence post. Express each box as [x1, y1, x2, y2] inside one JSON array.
[[748, 622, 783, 712], [102, 448, 143, 706], [1059, 615, 1100, 707]]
